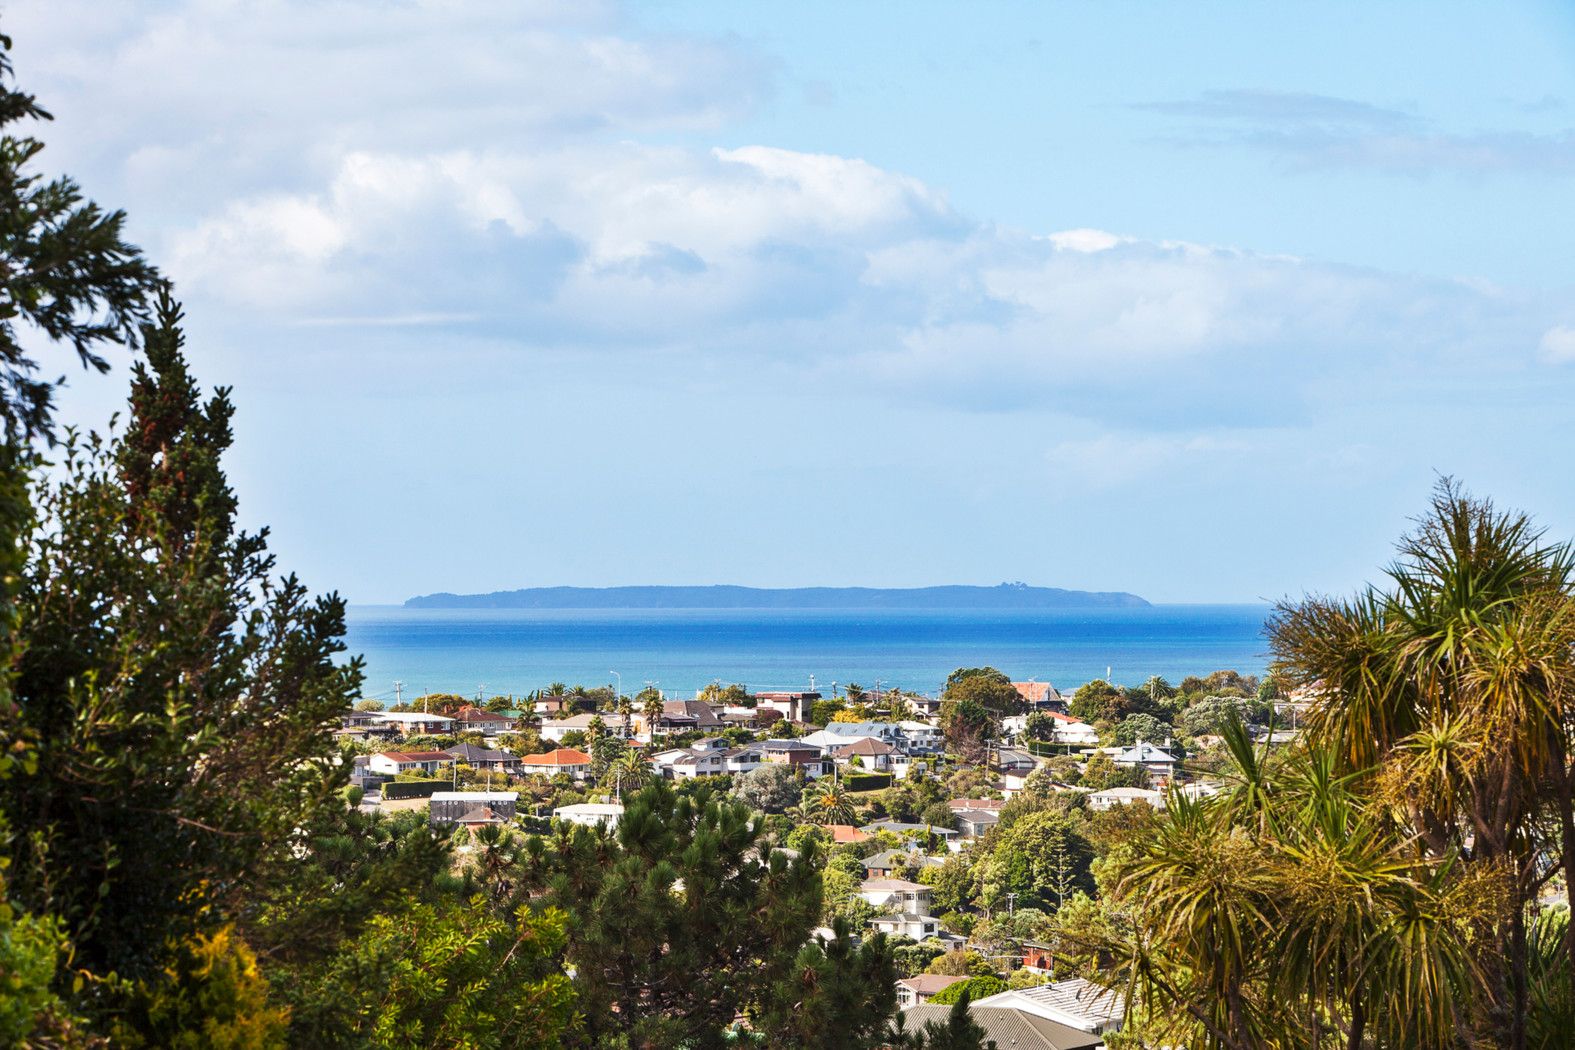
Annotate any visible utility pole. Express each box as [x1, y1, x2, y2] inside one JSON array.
[[394, 681, 404, 708], [1005, 891, 1018, 915]]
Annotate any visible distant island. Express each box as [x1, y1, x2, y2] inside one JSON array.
[[404, 582, 1150, 610]]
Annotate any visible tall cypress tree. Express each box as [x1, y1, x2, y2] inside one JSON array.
[[4, 294, 361, 997]]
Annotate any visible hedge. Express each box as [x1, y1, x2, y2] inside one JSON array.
[[381, 780, 440, 801], [844, 773, 893, 791], [928, 975, 1008, 1004]]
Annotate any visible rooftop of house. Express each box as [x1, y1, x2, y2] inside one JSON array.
[[862, 848, 941, 870], [1090, 786, 1163, 799], [1012, 681, 1061, 703], [897, 974, 968, 995], [826, 824, 869, 843], [1116, 741, 1177, 763], [518, 748, 592, 766], [761, 739, 820, 752], [953, 808, 1002, 825], [975, 977, 1125, 1031], [900, 1005, 1100, 1050], [871, 912, 937, 924], [833, 738, 898, 757], [373, 711, 455, 723], [538, 713, 607, 729], [553, 802, 625, 817], [822, 721, 900, 736], [445, 743, 518, 763], [860, 878, 930, 892], [946, 798, 1005, 811], [860, 820, 958, 837], [453, 706, 514, 722], [375, 750, 455, 762]]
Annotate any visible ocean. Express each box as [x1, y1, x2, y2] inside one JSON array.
[[342, 604, 1273, 702]]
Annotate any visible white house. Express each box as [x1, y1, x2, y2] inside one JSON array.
[[1088, 786, 1166, 811], [372, 711, 456, 737], [538, 713, 632, 744], [1114, 740, 1178, 783], [552, 802, 625, 829], [832, 737, 899, 772], [858, 878, 933, 913], [368, 750, 455, 776], [870, 912, 939, 940]]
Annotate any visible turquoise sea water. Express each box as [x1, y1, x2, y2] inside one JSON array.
[[343, 604, 1272, 701]]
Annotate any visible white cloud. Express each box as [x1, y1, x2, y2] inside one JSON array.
[[1540, 325, 1575, 364]]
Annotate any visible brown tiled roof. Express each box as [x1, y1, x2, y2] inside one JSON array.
[[376, 750, 454, 762], [899, 974, 968, 995]]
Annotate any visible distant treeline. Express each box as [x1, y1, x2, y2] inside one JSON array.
[[404, 582, 1151, 610]]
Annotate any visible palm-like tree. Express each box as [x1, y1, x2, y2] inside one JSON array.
[[1270, 480, 1575, 1042], [609, 751, 652, 797], [642, 692, 664, 741], [802, 778, 855, 826]]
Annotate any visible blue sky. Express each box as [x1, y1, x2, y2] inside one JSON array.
[[16, 0, 1575, 603]]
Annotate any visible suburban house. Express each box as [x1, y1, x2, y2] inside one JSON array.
[[896, 975, 966, 1008], [1012, 681, 1065, 710], [907, 695, 943, 719], [538, 713, 631, 744], [552, 802, 624, 829], [451, 706, 516, 734], [896, 720, 943, 750], [827, 824, 869, 844], [831, 737, 899, 772], [517, 747, 593, 780], [721, 744, 766, 775], [372, 711, 456, 737], [858, 878, 934, 913], [822, 721, 905, 746], [862, 848, 943, 879], [533, 695, 573, 716], [973, 978, 1125, 1037], [753, 690, 820, 723], [645, 699, 725, 736], [869, 912, 939, 940], [429, 790, 518, 828], [1046, 713, 1100, 746], [952, 807, 1001, 839], [760, 739, 829, 776], [947, 797, 1005, 813], [665, 748, 730, 778], [1114, 740, 1178, 783], [1021, 940, 1056, 974], [444, 742, 521, 774], [993, 747, 1039, 774], [368, 750, 455, 777], [899, 1005, 1101, 1050], [798, 729, 867, 751], [1088, 786, 1166, 811], [860, 821, 960, 848]]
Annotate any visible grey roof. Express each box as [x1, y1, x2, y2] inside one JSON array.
[[871, 912, 937, 924], [823, 721, 901, 736], [863, 848, 942, 871], [975, 977, 1126, 1030], [860, 820, 958, 837], [953, 808, 1001, 825], [1116, 741, 1176, 764], [445, 743, 518, 764], [899, 1006, 1100, 1050], [761, 739, 821, 752]]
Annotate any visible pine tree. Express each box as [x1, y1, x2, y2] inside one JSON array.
[[523, 780, 823, 1047]]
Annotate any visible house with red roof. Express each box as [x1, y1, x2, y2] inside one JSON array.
[[368, 750, 455, 777], [517, 747, 592, 780]]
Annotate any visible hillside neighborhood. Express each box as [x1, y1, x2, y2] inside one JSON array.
[[339, 668, 1297, 1046]]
